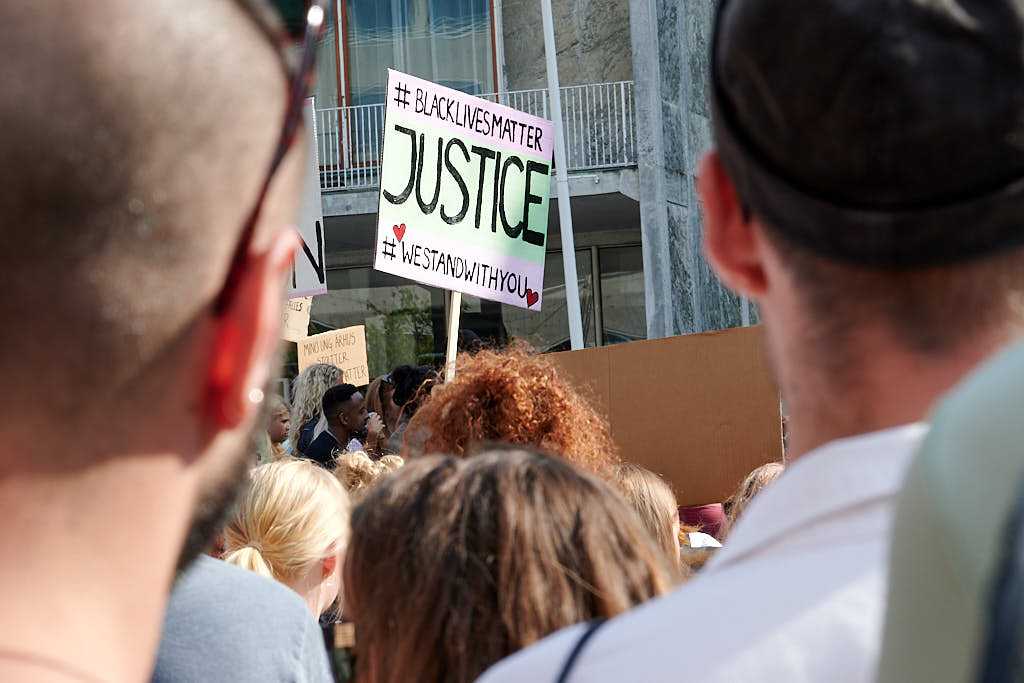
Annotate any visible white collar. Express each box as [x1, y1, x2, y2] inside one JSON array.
[[708, 423, 928, 571]]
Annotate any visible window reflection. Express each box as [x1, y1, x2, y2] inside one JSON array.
[[599, 245, 646, 344], [344, 0, 496, 107], [305, 245, 646, 378], [500, 250, 596, 352], [310, 268, 444, 377]]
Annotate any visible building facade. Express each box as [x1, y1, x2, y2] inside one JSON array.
[[305, 0, 749, 376]]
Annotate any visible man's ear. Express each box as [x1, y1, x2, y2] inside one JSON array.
[[204, 229, 299, 429], [699, 151, 769, 299]]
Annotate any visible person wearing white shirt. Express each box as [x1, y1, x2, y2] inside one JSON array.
[[478, 0, 1024, 681]]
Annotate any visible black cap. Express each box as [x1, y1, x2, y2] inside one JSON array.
[[711, 0, 1024, 267]]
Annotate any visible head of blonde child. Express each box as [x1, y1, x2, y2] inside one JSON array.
[[223, 459, 350, 616], [334, 451, 405, 502]]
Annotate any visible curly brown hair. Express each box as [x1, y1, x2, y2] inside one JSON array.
[[405, 345, 617, 474]]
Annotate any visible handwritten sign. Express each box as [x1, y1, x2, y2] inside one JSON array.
[[373, 70, 553, 310], [290, 98, 328, 298], [297, 325, 369, 385], [282, 297, 312, 343]]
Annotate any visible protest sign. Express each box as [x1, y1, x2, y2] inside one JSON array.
[[282, 296, 312, 343], [549, 326, 783, 506], [297, 325, 369, 385], [373, 69, 554, 311], [290, 98, 328, 298]]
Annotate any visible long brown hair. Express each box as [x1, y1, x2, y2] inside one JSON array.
[[611, 463, 682, 567], [364, 377, 387, 424], [724, 462, 784, 537], [344, 448, 674, 683], [406, 345, 617, 475]]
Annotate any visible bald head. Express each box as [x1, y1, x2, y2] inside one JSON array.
[[0, 1, 296, 449]]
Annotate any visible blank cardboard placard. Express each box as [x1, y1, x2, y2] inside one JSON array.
[[549, 326, 782, 506], [297, 325, 369, 386]]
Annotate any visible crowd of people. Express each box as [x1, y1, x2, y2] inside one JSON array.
[[222, 347, 775, 681], [6, 0, 1024, 682]]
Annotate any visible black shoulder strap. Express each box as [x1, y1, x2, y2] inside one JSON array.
[[555, 619, 608, 683]]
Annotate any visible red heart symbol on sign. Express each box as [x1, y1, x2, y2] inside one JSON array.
[[393, 223, 406, 241], [525, 289, 539, 307]]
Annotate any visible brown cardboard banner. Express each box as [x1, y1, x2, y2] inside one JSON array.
[[297, 325, 369, 386], [548, 326, 783, 506], [282, 297, 312, 343]]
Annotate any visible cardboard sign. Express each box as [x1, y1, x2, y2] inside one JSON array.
[[548, 326, 783, 506], [297, 325, 369, 385], [374, 70, 554, 311], [282, 297, 312, 343], [290, 98, 328, 298]]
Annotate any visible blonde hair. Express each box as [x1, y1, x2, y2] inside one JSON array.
[[287, 363, 342, 454], [266, 393, 287, 414], [725, 462, 784, 536], [334, 451, 404, 501], [377, 455, 404, 473], [266, 394, 289, 461], [223, 459, 350, 582], [611, 463, 681, 568]]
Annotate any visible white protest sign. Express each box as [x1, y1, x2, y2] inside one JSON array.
[[282, 296, 312, 342], [297, 325, 369, 386], [373, 70, 554, 310], [290, 98, 328, 298]]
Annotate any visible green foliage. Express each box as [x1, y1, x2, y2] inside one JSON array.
[[365, 287, 434, 376]]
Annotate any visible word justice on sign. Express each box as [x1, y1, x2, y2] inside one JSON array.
[[373, 69, 554, 311], [382, 126, 549, 246]]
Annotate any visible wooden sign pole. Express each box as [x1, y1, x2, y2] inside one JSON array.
[[444, 290, 462, 382]]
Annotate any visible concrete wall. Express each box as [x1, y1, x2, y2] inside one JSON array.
[[631, 0, 746, 337], [497, 0, 748, 336], [500, 0, 634, 90]]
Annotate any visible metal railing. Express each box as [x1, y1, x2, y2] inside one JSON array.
[[315, 80, 637, 191]]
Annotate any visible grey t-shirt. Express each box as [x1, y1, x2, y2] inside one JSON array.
[[152, 556, 332, 683]]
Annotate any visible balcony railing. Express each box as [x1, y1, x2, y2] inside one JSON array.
[[315, 80, 637, 192]]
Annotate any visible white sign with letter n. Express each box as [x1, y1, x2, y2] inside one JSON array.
[[290, 98, 328, 298]]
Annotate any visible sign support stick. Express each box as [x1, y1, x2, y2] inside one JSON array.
[[445, 290, 462, 382], [541, 0, 584, 350]]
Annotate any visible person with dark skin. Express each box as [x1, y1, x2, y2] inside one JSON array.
[[305, 384, 385, 467]]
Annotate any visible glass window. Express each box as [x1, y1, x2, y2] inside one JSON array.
[[308, 267, 445, 377], [500, 250, 596, 352], [344, 0, 496, 107], [598, 245, 646, 345], [276, 0, 339, 108], [313, 17, 340, 108], [298, 249, 595, 381]]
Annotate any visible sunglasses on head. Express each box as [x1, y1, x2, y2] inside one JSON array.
[[214, 0, 331, 315]]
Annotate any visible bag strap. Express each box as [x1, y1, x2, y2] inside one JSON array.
[[555, 619, 608, 683]]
